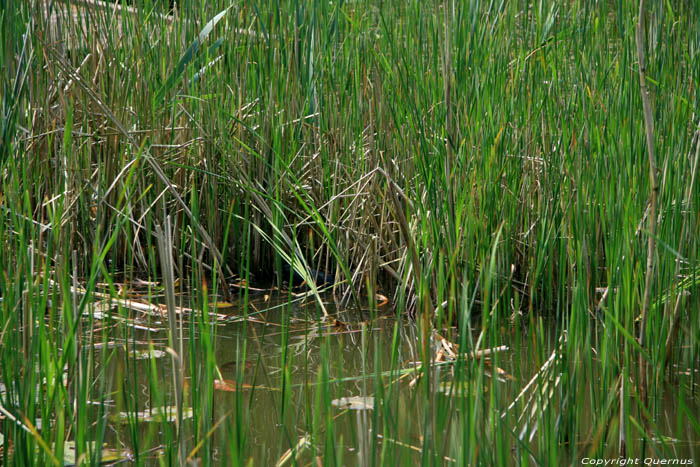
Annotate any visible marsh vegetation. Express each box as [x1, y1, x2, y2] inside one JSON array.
[[0, 0, 699, 464]]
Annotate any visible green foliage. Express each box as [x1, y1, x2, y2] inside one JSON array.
[[0, 0, 698, 465]]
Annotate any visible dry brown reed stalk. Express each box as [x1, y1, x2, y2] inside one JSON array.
[[42, 0, 172, 53], [44, 0, 263, 50], [46, 47, 234, 301]]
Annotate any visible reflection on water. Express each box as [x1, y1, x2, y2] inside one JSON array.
[[100, 292, 700, 465]]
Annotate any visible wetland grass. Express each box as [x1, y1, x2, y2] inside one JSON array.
[[0, 0, 699, 464]]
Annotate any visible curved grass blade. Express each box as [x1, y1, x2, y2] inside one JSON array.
[[155, 7, 230, 103]]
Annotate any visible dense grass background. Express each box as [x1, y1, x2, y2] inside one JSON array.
[[0, 0, 698, 464]]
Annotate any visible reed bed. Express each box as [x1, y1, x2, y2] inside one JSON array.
[[0, 0, 698, 464]]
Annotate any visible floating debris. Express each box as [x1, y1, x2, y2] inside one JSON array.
[[128, 348, 167, 360], [112, 406, 195, 423], [275, 434, 310, 467], [60, 440, 132, 466], [331, 396, 374, 411], [213, 380, 253, 392]]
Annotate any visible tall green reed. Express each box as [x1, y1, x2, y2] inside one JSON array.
[[0, 0, 698, 464]]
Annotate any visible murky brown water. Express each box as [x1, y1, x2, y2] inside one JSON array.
[[98, 292, 700, 465]]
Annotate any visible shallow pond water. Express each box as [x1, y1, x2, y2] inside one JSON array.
[[96, 290, 700, 465]]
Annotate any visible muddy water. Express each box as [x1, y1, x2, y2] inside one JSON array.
[[102, 293, 700, 465]]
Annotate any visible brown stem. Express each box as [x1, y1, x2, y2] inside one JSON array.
[[49, 48, 235, 301]]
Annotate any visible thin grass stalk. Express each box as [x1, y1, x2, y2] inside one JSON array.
[[45, 47, 233, 302], [1, 0, 699, 463], [155, 216, 186, 465], [663, 122, 700, 369], [441, 0, 454, 233], [635, 0, 659, 407], [619, 370, 627, 457]]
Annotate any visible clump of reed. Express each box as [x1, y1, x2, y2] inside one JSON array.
[[0, 0, 698, 464]]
